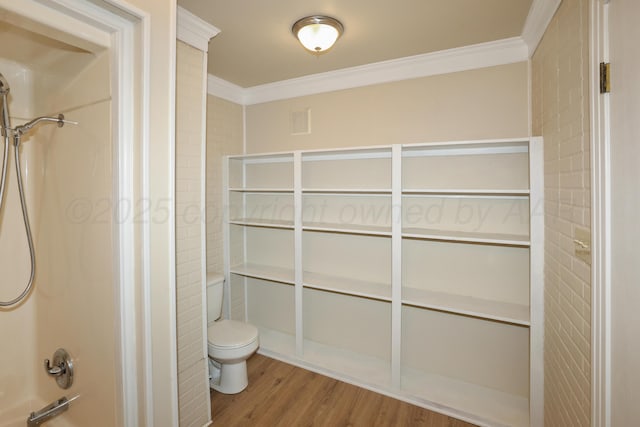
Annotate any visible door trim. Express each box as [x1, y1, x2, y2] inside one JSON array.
[[590, 0, 611, 426]]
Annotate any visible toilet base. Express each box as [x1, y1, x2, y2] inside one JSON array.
[[209, 359, 248, 394]]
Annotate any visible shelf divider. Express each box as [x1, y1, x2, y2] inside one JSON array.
[[294, 151, 304, 357], [391, 144, 402, 388]]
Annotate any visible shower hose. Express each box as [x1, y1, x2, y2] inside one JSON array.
[[0, 128, 36, 307]]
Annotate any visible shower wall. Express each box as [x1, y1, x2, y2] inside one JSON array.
[[33, 50, 115, 426], [0, 21, 115, 427], [0, 58, 38, 421]]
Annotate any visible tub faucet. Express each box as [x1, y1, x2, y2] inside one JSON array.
[[27, 397, 70, 426]]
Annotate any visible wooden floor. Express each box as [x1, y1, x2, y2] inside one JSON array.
[[211, 354, 477, 427]]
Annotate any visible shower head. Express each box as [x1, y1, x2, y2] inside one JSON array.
[[13, 114, 78, 140], [0, 73, 9, 95]]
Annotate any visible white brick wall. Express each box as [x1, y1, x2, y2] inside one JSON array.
[[531, 0, 592, 425], [176, 41, 209, 427], [205, 95, 243, 277]]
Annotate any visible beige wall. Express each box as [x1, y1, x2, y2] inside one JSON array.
[[531, 0, 592, 425], [175, 41, 210, 427], [206, 95, 243, 275], [246, 62, 529, 153]]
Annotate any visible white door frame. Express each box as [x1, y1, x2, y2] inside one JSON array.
[[0, 0, 159, 425], [590, 0, 611, 426]]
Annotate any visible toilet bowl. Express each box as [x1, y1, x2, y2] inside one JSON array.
[[206, 273, 259, 394]]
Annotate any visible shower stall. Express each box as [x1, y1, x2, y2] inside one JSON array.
[[0, 18, 116, 427], [0, 1, 153, 426]]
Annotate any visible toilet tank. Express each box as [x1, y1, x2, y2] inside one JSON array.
[[206, 273, 225, 323]]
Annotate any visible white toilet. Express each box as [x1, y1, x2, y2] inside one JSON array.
[[206, 273, 259, 394]]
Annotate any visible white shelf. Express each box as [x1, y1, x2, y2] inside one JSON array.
[[304, 271, 391, 301], [304, 222, 392, 236], [401, 367, 530, 427], [230, 263, 295, 285], [402, 138, 530, 155], [226, 137, 542, 427], [229, 218, 294, 229], [302, 188, 392, 194], [403, 189, 529, 197], [228, 152, 294, 162], [402, 227, 530, 246], [402, 287, 530, 326], [256, 326, 528, 427], [228, 187, 293, 193], [255, 327, 297, 357], [257, 327, 393, 393], [302, 146, 392, 160]]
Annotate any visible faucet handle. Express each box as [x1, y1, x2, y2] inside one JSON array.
[[43, 348, 74, 389], [44, 359, 65, 376]]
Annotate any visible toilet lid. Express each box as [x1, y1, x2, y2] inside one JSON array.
[[208, 320, 258, 348]]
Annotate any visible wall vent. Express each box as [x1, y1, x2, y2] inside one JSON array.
[[290, 108, 311, 135]]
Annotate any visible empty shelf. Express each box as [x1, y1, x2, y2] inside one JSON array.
[[257, 327, 393, 394], [304, 272, 391, 301], [302, 188, 392, 194], [402, 227, 529, 246], [403, 189, 529, 196], [230, 263, 295, 284], [229, 187, 293, 193], [401, 368, 530, 427], [402, 287, 530, 326], [229, 218, 294, 229], [304, 222, 392, 236]]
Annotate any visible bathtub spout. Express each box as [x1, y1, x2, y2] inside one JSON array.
[[27, 397, 69, 426]]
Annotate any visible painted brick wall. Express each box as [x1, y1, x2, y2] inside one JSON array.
[[176, 41, 210, 427], [205, 95, 243, 277], [531, 0, 592, 425]]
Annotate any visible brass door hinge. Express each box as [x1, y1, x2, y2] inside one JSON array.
[[600, 62, 611, 93]]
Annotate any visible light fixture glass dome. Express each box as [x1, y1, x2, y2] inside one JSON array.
[[292, 16, 344, 54]]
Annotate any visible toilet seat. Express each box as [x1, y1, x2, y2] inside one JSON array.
[[208, 319, 258, 349]]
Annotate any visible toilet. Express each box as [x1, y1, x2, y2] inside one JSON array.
[[206, 273, 259, 394]]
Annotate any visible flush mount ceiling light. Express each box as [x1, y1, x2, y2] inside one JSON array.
[[292, 15, 344, 54]]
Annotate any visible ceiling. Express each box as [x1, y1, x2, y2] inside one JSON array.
[[177, 0, 534, 88]]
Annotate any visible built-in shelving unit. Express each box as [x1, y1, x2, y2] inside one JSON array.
[[224, 138, 543, 427]]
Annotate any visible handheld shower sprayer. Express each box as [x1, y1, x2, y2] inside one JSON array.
[[0, 72, 79, 308]]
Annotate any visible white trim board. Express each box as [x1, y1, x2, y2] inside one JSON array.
[[207, 37, 529, 106], [208, 74, 245, 105], [177, 5, 220, 53], [522, 0, 562, 56], [590, 1, 611, 426]]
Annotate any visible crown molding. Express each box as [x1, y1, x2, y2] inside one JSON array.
[[207, 74, 246, 105], [177, 6, 220, 52], [207, 37, 528, 106], [522, 0, 562, 56]]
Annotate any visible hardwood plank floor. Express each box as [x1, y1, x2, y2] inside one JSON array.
[[211, 354, 478, 427]]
